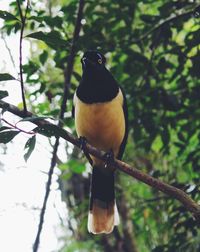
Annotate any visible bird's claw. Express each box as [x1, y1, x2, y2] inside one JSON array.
[[104, 149, 114, 168], [78, 136, 87, 150], [78, 136, 93, 165]]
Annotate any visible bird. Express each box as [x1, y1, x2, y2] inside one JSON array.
[[73, 50, 128, 234]]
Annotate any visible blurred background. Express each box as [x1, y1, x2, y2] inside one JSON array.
[[0, 0, 200, 251]]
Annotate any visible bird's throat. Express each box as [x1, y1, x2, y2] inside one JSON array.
[[77, 67, 119, 104]]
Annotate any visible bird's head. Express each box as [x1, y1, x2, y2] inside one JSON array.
[[81, 51, 106, 69]]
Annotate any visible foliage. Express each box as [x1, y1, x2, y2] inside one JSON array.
[[1, 0, 200, 251]]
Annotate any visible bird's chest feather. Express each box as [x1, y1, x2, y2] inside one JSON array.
[[74, 90, 125, 154]]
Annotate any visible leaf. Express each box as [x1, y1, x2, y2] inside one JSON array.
[[24, 135, 36, 162], [185, 30, 200, 49], [0, 126, 12, 132], [26, 31, 70, 49], [58, 163, 68, 171], [39, 50, 48, 65], [178, 132, 186, 143], [161, 127, 170, 146], [23, 61, 39, 76], [0, 10, 20, 22], [28, 16, 44, 23], [157, 58, 174, 73], [19, 116, 53, 123], [73, 72, 81, 82], [0, 90, 8, 99], [140, 14, 159, 23], [0, 130, 19, 144], [0, 73, 15, 81], [193, 5, 200, 18], [28, 16, 63, 28], [34, 124, 66, 138], [43, 16, 63, 28], [0, 102, 9, 114], [66, 160, 86, 174], [59, 161, 85, 174]]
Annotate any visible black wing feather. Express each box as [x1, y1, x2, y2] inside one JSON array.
[[117, 86, 128, 160], [72, 105, 75, 118]]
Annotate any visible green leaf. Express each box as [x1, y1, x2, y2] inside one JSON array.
[[0, 73, 16, 81], [59, 160, 85, 174], [0, 126, 12, 132], [0, 102, 9, 114], [0, 130, 19, 144], [39, 50, 48, 65], [34, 124, 66, 138], [66, 160, 86, 174], [24, 135, 36, 162], [0, 10, 20, 22], [140, 14, 159, 23], [26, 31, 70, 49], [19, 116, 53, 123], [0, 90, 9, 99], [73, 72, 81, 82], [58, 163, 68, 171], [43, 16, 63, 28], [28, 16, 44, 23]]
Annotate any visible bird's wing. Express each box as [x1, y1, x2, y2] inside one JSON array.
[[72, 105, 75, 118], [117, 86, 128, 160], [72, 92, 77, 118]]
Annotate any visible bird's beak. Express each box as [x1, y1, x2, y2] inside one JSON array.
[[81, 57, 95, 68]]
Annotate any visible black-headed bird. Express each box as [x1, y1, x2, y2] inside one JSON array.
[[73, 51, 128, 234]]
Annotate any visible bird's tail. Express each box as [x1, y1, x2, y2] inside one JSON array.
[[88, 166, 120, 234]]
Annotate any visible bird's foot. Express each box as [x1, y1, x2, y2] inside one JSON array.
[[78, 136, 93, 165], [104, 149, 114, 168], [78, 136, 87, 150]]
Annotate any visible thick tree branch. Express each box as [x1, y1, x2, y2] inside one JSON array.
[[17, 0, 29, 114], [32, 1, 85, 251], [1, 99, 200, 223]]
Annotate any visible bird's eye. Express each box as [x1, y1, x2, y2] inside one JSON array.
[[98, 59, 102, 64]]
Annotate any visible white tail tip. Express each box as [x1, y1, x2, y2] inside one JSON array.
[[88, 201, 120, 234]]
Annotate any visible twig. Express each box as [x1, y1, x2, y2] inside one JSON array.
[[48, 0, 52, 17], [16, 0, 29, 114], [16, 0, 24, 21], [32, 137, 59, 252], [132, 4, 200, 44], [1, 32, 17, 72], [32, 1, 85, 251], [136, 195, 169, 204], [60, 0, 85, 123], [1, 99, 200, 222], [1, 117, 35, 135], [53, 202, 65, 227]]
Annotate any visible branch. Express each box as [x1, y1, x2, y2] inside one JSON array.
[[60, 0, 85, 122], [1, 32, 17, 72], [118, 189, 139, 252], [32, 1, 85, 251], [32, 137, 59, 252], [16, 0, 29, 114], [1, 99, 200, 223], [132, 4, 200, 43], [1, 117, 35, 135]]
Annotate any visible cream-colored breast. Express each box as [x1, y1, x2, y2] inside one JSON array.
[[74, 89, 125, 159]]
